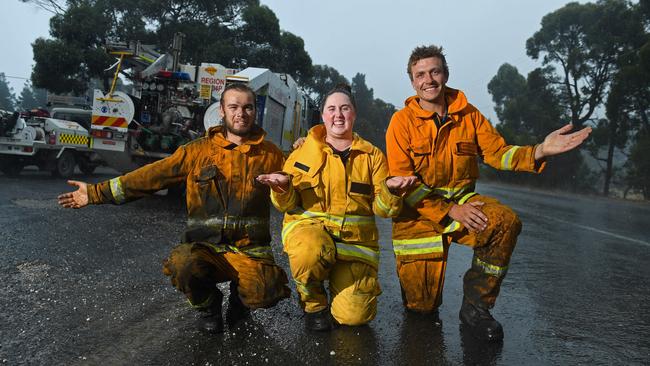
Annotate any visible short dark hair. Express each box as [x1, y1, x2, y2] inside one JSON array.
[[407, 45, 449, 81], [320, 83, 356, 113], [220, 83, 257, 108]]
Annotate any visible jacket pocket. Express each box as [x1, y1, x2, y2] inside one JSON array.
[[295, 175, 324, 212], [189, 165, 225, 216], [452, 140, 479, 180], [410, 138, 431, 172]]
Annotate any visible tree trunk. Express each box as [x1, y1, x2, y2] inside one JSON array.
[[602, 123, 617, 196]]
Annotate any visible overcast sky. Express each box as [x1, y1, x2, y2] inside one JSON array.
[[3, 0, 583, 121]]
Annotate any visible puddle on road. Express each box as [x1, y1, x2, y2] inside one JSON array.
[[12, 199, 58, 209]]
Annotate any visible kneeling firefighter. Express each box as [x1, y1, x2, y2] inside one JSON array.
[[58, 84, 290, 333], [257, 85, 417, 330]]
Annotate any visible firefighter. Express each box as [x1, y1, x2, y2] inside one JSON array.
[[58, 83, 290, 334], [386, 45, 592, 341], [257, 85, 417, 331]]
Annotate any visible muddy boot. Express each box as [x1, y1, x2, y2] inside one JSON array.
[[226, 282, 250, 328], [459, 297, 503, 341], [305, 308, 332, 331], [197, 291, 224, 334]]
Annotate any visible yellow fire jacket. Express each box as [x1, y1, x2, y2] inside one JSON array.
[[271, 125, 402, 268], [385, 87, 546, 260], [87, 125, 283, 259]]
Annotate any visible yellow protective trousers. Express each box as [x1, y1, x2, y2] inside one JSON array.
[[283, 221, 381, 326], [397, 195, 521, 312], [162, 243, 290, 310]]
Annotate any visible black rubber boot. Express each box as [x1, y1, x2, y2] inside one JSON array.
[[197, 294, 224, 334], [305, 308, 332, 331], [226, 282, 250, 328], [459, 297, 503, 341]]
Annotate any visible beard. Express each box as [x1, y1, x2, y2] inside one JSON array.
[[224, 118, 254, 137]]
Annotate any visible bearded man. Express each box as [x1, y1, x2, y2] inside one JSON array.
[[58, 83, 290, 334]]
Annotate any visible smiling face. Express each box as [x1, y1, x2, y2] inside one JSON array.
[[219, 89, 256, 137], [322, 92, 356, 141], [410, 56, 449, 108]]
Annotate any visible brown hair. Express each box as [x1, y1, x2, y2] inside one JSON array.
[[320, 83, 356, 113], [407, 45, 449, 81], [220, 83, 257, 108]]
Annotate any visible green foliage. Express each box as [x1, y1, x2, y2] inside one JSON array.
[[0, 73, 16, 111], [526, 0, 644, 126], [487, 63, 592, 192], [18, 83, 48, 110], [351, 73, 395, 150], [625, 132, 650, 199], [29, 0, 313, 94]]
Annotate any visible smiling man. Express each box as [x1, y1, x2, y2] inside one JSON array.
[[386, 45, 592, 341], [58, 83, 290, 334]]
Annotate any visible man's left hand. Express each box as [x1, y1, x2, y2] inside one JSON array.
[[535, 123, 592, 160], [386, 176, 419, 195]]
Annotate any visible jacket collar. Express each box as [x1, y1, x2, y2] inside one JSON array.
[[208, 125, 266, 149], [404, 87, 468, 123], [296, 125, 373, 176]]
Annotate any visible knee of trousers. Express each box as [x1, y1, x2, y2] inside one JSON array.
[[330, 262, 381, 326], [162, 244, 214, 291], [485, 204, 522, 237], [284, 224, 336, 276], [396, 258, 447, 312], [229, 256, 290, 309]]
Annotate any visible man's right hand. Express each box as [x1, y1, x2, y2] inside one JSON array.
[[448, 201, 488, 233], [57, 180, 89, 209]]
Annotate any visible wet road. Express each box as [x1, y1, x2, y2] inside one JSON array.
[[1, 168, 649, 365]]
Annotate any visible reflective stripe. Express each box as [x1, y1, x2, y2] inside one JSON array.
[[284, 209, 375, 239], [473, 256, 508, 278], [458, 191, 478, 205], [405, 184, 432, 206], [375, 195, 397, 216], [443, 220, 461, 233], [109, 177, 125, 204], [188, 292, 214, 309], [500, 146, 521, 171], [203, 242, 273, 260], [271, 188, 298, 211], [187, 215, 269, 229], [293, 279, 321, 297], [393, 235, 444, 256], [335, 242, 380, 265], [405, 184, 475, 206]]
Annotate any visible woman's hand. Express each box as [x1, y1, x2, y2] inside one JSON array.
[[256, 173, 290, 193]]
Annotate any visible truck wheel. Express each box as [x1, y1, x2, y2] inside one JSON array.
[[79, 161, 96, 175], [53, 151, 76, 178], [0, 161, 23, 177]]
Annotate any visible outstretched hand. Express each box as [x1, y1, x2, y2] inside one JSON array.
[[57, 180, 89, 209], [256, 173, 290, 193], [535, 123, 592, 160], [386, 176, 419, 195]]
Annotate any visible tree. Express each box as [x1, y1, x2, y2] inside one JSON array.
[[487, 64, 593, 191], [0, 73, 16, 111], [17, 82, 48, 110], [305, 64, 349, 103], [526, 0, 644, 127], [29, 0, 313, 95], [526, 0, 646, 196]]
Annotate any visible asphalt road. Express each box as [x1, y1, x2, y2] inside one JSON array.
[[1, 168, 649, 365]]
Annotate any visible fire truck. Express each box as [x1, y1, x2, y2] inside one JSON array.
[[0, 108, 102, 177], [90, 33, 318, 173]]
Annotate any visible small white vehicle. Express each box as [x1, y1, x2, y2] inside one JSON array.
[[0, 108, 102, 177]]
